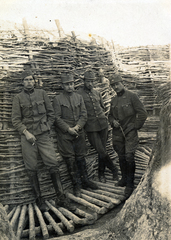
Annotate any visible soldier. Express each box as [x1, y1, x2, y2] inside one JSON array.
[[12, 70, 73, 212], [78, 70, 118, 183], [109, 74, 147, 198], [53, 72, 98, 197]]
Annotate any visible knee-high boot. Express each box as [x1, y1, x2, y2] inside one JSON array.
[[115, 157, 127, 187], [105, 154, 119, 181], [65, 158, 81, 197], [49, 168, 76, 211], [76, 157, 98, 190], [125, 161, 135, 199], [98, 155, 106, 183], [27, 170, 48, 212]]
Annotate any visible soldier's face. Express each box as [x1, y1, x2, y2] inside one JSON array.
[[113, 82, 124, 93], [84, 80, 94, 90], [62, 82, 75, 93], [23, 76, 35, 90]]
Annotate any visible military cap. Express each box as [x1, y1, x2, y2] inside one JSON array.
[[21, 69, 34, 80], [61, 72, 74, 84], [110, 74, 122, 85], [84, 70, 95, 80]]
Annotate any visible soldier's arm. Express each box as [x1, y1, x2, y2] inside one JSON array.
[[12, 95, 27, 134], [131, 93, 148, 130], [76, 95, 87, 129], [43, 90, 55, 128], [108, 98, 120, 128], [53, 96, 70, 133]]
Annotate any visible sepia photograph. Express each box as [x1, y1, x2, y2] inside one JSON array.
[[0, 0, 170, 239]]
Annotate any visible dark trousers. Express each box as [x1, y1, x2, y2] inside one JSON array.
[[86, 128, 115, 174], [113, 129, 138, 186], [57, 129, 86, 159]]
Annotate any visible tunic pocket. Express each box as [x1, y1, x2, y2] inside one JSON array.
[[21, 104, 32, 117], [122, 102, 134, 117], [36, 100, 46, 114]]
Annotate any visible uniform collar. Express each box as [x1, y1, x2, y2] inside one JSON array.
[[84, 86, 92, 93], [117, 89, 125, 97], [24, 88, 35, 94]]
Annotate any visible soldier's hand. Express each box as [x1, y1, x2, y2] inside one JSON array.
[[23, 130, 36, 144], [68, 127, 79, 136], [73, 125, 81, 132], [113, 120, 120, 128]]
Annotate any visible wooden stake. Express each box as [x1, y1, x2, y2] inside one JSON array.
[[66, 193, 106, 214], [34, 203, 49, 239], [16, 205, 27, 240], [22, 18, 30, 36], [58, 207, 87, 225], [44, 211, 64, 236], [55, 19, 64, 38], [10, 205, 21, 228], [45, 200, 74, 233], [21, 220, 74, 238], [28, 203, 35, 240], [81, 192, 114, 209]]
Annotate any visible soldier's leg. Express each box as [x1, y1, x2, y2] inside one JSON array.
[[55, 133, 81, 197], [113, 142, 127, 187], [21, 135, 48, 212], [125, 129, 139, 198], [99, 128, 118, 181], [86, 131, 106, 182], [36, 132, 75, 210], [74, 131, 98, 190]]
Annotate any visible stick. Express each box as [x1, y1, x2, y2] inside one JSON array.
[[58, 207, 87, 225], [66, 193, 106, 214], [28, 203, 35, 240], [21, 220, 74, 238], [16, 205, 27, 240], [45, 200, 74, 233], [34, 203, 49, 239], [44, 212, 64, 236], [10, 205, 21, 229], [81, 192, 114, 209], [74, 208, 97, 222]]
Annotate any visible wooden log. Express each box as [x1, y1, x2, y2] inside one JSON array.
[[92, 181, 125, 195], [45, 200, 74, 233], [34, 203, 49, 239], [44, 211, 64, 236], [28, 203, 35, 240], [21, 220, 74, 238], [10, 205, 21, 228], [16, 204, 27, 240], [94, 189, 125, 202], [58, 207, 88, 225], [74, 208, 97, 223], [66, 193, 106, 214], [81, 192, 114, 209], [81, 189, 121, 205]]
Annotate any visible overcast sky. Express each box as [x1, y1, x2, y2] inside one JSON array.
[[0, 0, 170, 46]]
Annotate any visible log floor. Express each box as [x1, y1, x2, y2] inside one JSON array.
[[3, 146, 151, 240]]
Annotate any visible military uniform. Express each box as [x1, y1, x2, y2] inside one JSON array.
[[12, 88, 57, 170], [53, 73, 98, 196], [53, 91, 87, 158], [12, 70, 73, 211], [109, 74, 147, 197], [78, 70, 118, 183]]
